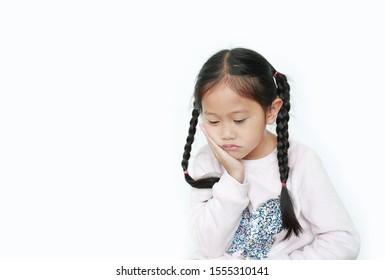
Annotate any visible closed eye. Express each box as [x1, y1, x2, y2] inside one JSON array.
[[234, 119, 246, 124], [208, 120, 219, 125]]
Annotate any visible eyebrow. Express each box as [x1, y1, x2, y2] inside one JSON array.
[[204, 110, 249, 116]]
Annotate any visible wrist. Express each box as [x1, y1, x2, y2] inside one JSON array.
[[229, 169, 244, 184]]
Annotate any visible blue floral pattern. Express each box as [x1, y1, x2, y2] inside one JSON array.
[[227, 198, 282, 259]]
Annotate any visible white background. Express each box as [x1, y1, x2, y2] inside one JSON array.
[[0, 0, 384, 260]]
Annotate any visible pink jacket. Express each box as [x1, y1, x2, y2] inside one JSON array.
[[190, 141, 360, 259]]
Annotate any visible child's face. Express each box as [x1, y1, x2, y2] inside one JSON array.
[[201, 83, 279, 160]]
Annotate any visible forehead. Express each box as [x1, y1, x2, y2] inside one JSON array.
[[202, 83, 263, 115]]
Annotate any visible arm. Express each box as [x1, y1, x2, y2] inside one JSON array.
[[190, 148, 249, 258], [271, 151, 360, 259]]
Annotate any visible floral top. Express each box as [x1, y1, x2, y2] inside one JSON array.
[[227, 198, 282, 259]]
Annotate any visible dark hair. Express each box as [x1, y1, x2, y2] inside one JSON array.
[[181, 48, 302, 239]]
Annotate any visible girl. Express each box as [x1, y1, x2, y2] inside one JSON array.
[[181, 48, 360, 259]]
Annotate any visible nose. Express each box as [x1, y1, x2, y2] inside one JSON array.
[[220, 122, 236, 140]]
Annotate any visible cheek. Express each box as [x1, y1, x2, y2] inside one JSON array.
[[243, 122, 265, 141], [204, 126, 219, 139]]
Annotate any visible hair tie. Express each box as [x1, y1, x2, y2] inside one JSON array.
[[183, 170, 189, 175], [281, 183, 287, 187], [273, 71, 279, 77]]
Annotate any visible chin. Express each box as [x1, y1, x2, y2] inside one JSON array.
[[229, 151, 246, 160]]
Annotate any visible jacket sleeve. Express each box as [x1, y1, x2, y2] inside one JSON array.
[[271, 151, 360, 259], [190, 147, 250, 258]]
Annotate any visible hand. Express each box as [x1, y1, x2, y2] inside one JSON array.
[[200, 123, 245, 183]]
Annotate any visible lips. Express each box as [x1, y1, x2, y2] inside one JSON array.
[[221, 144, 241, 151]]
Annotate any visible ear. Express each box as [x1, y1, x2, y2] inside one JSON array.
[[266, 98, 283, 124]]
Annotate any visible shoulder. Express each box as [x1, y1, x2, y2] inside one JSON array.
[[288, 140, 330, 194], [193, 144, 223, 178], [195, 144, 213, 158], [288, 139, 324, 170], [194, 144, 215, 166]]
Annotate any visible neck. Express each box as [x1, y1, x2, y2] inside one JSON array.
[[243, 130, 277, 160]]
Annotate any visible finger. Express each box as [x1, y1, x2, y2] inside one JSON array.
[[199, 123, 229, 160], [199, 123, 222, 153], [199, 124, 243, 181]]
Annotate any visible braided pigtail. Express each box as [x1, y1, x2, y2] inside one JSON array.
[[275, 71, 303, 240], [181, 105, 220, 189]]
